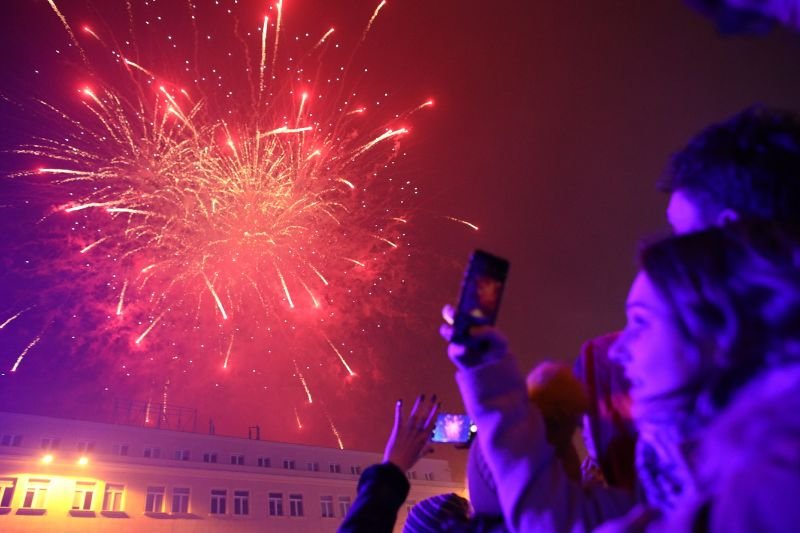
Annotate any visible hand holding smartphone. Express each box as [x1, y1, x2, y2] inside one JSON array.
[[451, 250, 510, 344]]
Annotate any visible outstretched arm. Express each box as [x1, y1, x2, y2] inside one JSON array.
[[339, 395, 439, 533], [441, 306, 635, 532]]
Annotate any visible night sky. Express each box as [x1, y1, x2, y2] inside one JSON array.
[[2, 0, 800, 482]]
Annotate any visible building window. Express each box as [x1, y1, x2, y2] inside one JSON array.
[[233, 490, 249, 515], [72, 481, 95, 510], [40, 438, 60, 450], [257, 457, 271, 467], [350, 465, 361, 475], [307, 461, 319, 471], [171, 487, 190, 513], [143, 446, 160, 459], [0, 478, 16, 507], [210, 489, 227, 515], [22, 479, 50, 509], [145, 486, 165, 513], [329, 463, 341, 474], [424, 472, 435, 481], [203, 452, 218, 463], [230, 454, 244, 465], [174, 449, 190, 461], [1, 435, 22, 447], [268, 493, 283, 516], [111, 444, 129, 456], [283, 459, 295, 470], [102, 484, 124, 512], [320, 495, 334, 518], [289, 494, 304, 517], [407, 471, 417, 480], [77, 441, 95, 453], [338, 496, 351, 518]]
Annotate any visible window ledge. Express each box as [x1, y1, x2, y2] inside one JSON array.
[[69, 510, 96, 518], [100, 511, 129, 518], [171, 512, 200, 519], [16, 508, 46, 516], [144, 512, 172, 519], [0, 507, 11, 515]]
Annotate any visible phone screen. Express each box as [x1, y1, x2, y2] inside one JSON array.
[[431, 413, 476, 443], [452, 250, 510, 342]]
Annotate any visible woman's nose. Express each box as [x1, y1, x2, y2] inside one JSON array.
[[608, 335, 630, 365]]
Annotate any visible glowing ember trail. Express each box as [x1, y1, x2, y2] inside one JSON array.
[[444, 215, 480, 231], [116, 281, 128, 316], [259, 16, 269, 97], [1, 308, 31, 330], [325, 337, 356, 377], [363, 0, 387, 41], [46, 0, 87, 64], [203, 274, 229, 320], [323, 405, 345, 450], [80, 237, 109, 254], [10, 335, 42, 373], [294, 407, 303, 429], [223, 335, 234, 369], [294, 360, 313, 403], [135, 312, 166, 345]]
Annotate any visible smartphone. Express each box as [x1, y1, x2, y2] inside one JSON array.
[[430, 413, 477, 443], [451, 249, 510, 343]]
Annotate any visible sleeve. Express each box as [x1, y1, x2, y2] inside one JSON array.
[[338, 462, 411, 533], [456, 352, 636, 533]]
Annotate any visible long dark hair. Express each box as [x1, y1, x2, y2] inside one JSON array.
[[640, 220, 800, 411]]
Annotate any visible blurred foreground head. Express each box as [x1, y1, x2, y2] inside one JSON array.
[[662, 106, 800, 234], [685, 0, 800, 33]]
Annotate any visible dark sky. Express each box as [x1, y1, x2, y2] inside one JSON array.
[[1, 0, 800, 482]]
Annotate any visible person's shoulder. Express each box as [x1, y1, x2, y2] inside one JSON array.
[[699, 364, 800, 486]]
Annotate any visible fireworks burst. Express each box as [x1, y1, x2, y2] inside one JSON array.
[[1, 0, 476, 446]]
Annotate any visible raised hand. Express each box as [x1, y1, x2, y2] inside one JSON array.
[[383, 394, 440, 472]]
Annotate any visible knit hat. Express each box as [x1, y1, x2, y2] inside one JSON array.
[[403, 493, 470, 533]]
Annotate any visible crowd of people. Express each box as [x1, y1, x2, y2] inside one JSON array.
[[338, 2, 800, 532]]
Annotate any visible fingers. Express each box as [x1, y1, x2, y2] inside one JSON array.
[[423, 398, 440, 429], [406, 394, 439, 431], [392, 398, 403, 432], [439, 322, 454, 342], [441, 304, 455, 325], [408, 394, 424, 421]]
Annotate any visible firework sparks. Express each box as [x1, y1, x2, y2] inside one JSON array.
[[6, 0, 435, 445], [222, 335, 235, 369], [323, 404, 345, 450], [444, 215, 480, 231], [325, 336, 356, 377], [1, 308, 33, 330], [10, 335, 42, 373], [363, 0, 387, 41], [134, 312, 166, 345], [259, 16, 269, 98], [294, 360, 313, 403], [116, 281, 128, 316]]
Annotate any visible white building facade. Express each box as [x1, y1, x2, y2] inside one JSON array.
[[0, 411, 463, 532]]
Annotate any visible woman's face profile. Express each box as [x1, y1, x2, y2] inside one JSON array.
[[610, 272, 699, 402]]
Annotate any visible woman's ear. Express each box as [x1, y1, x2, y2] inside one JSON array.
[[716, 208, 740, 226]]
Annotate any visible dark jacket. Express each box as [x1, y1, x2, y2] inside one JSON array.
[[339, 462, 410, 533]]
